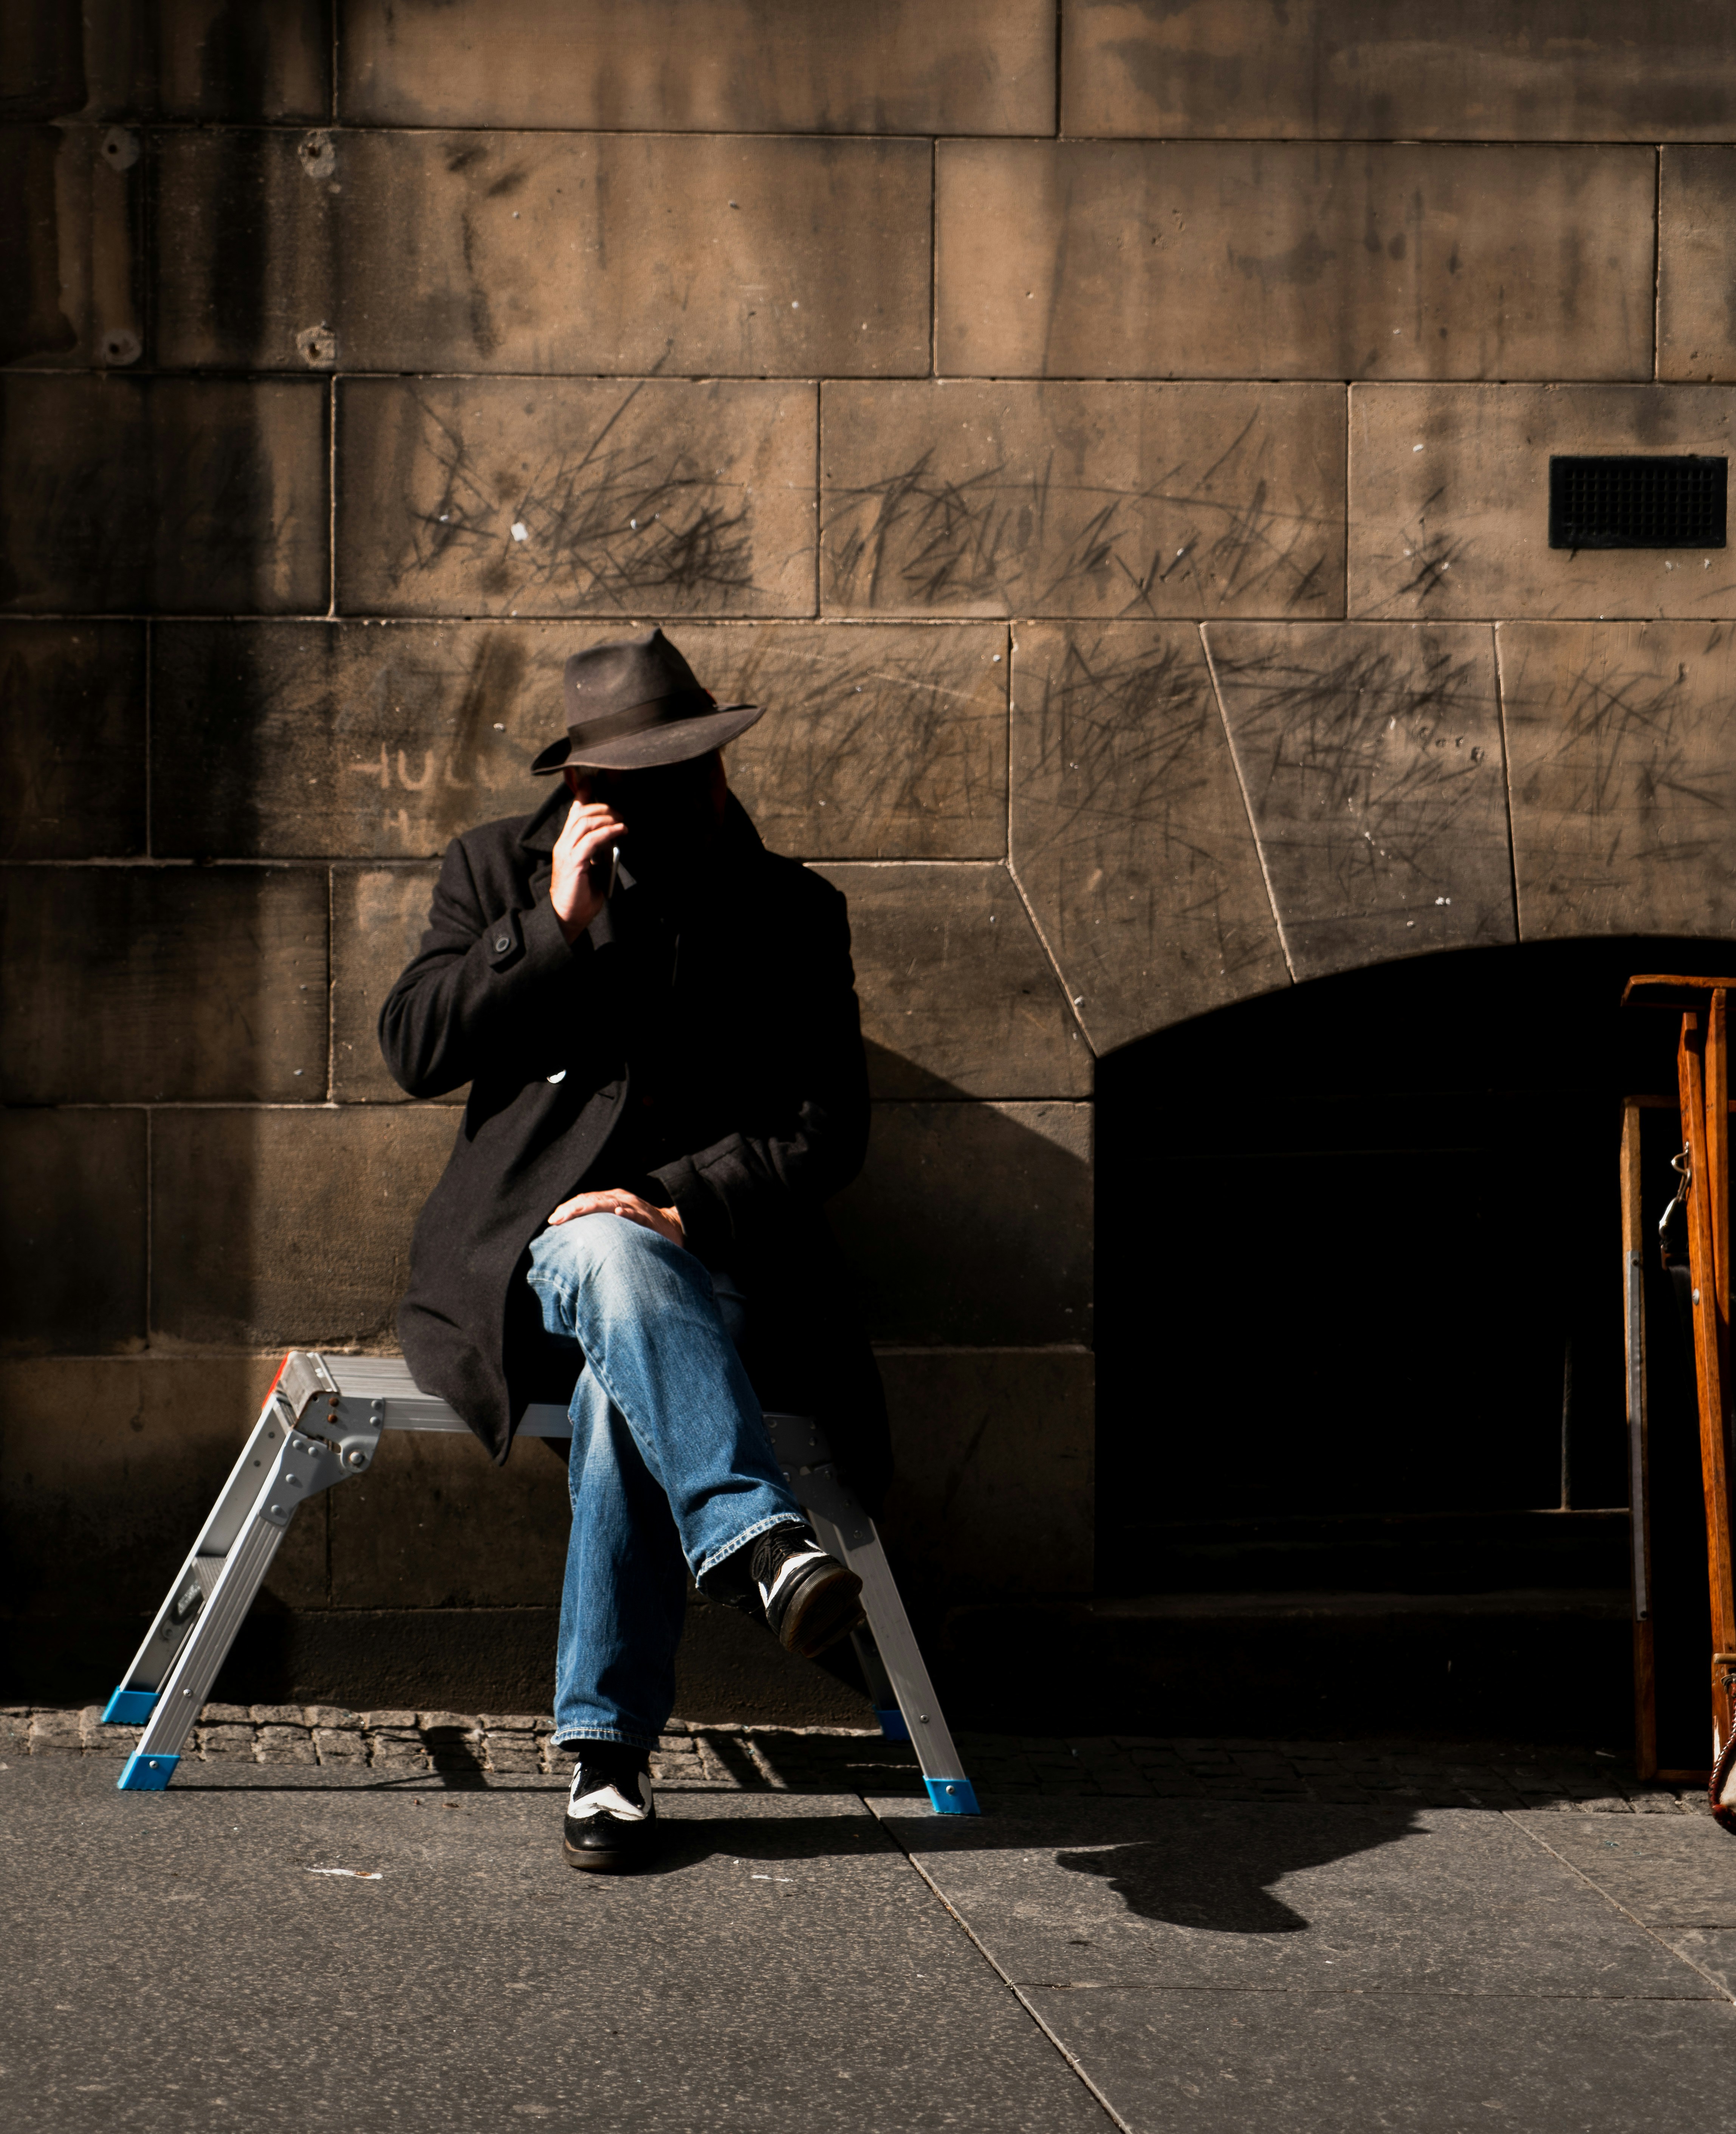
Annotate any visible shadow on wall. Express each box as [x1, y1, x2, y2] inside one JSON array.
[[833, 1040, 1092, 1347], [0, 1035, 1093, 1709]]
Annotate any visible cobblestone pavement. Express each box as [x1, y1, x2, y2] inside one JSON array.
[[2, 1704, 1707, 1814]]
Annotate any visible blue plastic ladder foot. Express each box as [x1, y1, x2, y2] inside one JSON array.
[[925, 1776, 980, 1815], [103, 1688, 157, 1725], [875, 1706, 910, 1742], [117, 1751, 179, 1792]]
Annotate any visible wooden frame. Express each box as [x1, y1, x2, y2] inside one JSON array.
[[1623, 977, 1736, 1818]]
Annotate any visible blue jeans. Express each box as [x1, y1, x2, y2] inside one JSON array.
[[525, 1214, 806, 1753]]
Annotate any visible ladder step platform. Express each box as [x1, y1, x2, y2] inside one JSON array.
[[107, 1351, 979, 1814]]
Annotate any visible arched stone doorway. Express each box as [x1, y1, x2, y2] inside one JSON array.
[[1092, 934, 1730, 1742]]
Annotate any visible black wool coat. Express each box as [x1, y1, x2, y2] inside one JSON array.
[[377, 786, 890, 1508]]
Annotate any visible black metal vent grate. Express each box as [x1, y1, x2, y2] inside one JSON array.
[[1549, 455, 1727, 550]]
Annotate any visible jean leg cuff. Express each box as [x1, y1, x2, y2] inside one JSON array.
[[550, 1727, 661, 1756], [694, 1510, 807, 1587]]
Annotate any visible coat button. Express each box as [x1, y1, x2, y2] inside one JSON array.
[[494, 934, 511, 953]]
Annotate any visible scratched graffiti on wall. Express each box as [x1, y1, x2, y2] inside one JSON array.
[[726, 627, 1006, 858], [1500, 622, 1736, 934], [360, 383, 782, 615], [1209, 623, 1516, 964], [823, 411, 1339, 620], [1011, 625, 1290, 1043]]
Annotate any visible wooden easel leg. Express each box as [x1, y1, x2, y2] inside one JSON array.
[[1676, 1009, 1736, 1795], [1620, 1099, 1657, 1782]]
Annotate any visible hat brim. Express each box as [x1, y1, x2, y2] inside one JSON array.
[[530, 701, 762, 775]]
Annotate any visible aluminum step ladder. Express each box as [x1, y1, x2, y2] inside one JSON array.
[[105, 1351, 979, 1814]]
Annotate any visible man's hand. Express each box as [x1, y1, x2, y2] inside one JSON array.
[[550, 798, 627, 944], [547, 1189, 685, 1249]]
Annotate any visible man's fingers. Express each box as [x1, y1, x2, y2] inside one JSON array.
[[557, 804, 624, 845], [573, 823, 624, 868], [547, 1191, 644, 1225]]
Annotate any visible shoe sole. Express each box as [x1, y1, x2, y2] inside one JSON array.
[[564, 1829, 658, 1874], [774, 1559, 866, 1660]]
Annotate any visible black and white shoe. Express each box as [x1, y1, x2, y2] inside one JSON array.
[[751, 1523, 864, 1659], [562, 1747, 658, 1873]]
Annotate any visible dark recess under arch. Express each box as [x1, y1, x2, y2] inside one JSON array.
[[1093, 935, 1730, 1740]]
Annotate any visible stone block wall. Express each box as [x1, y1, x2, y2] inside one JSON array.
[[4, 0, 1735, 1708]]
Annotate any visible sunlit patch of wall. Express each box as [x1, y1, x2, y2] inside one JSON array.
[[4, 0, 1735, 1714]]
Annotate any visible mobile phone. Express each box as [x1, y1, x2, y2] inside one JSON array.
[[588, 842, 619, 900]]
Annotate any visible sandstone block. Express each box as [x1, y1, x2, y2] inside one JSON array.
[[338, 0, 1053, 133], [939, 141, 1653, 384], [256, 1724, 316, 1764], [828, 1101, 1091, 1345], [6, 1, 331, 122], [0, 1109, 146, 1356], [149, 1107, 455, 1345], [332, 867, 451, 1103], [329, 1426, 571, 1609], [876, 1347, 1094, 1600], [149, 128, 336, 378], [418, 1711, 480, 1736], [152, 621, 551, 860], [485, 1742, 542, 1773], [1061, 0, 1736, 143], [154, 612, 1012, 860], [1348, 384, 1736, 620], [154, 619, 1008, 862], [1659, 148, 1736, 383], [822, 381, 1344, 619], [0, 867, 326, 1103], [368, 1742, 431, 1770], [1207, 621, 1515, 978], [0, 1354, 325, 1615], [81, 1708, 139, 1753], [157, 129, 929, 378], [29, 1712, 84, 1754], [338, 378, 815, 619], [197, 1725, 256, 1758], [717, 624, 1009, 860], [1009, 622, 1288, 1054], [1, 123, 141, 369], [0, 377, 327, 615], [811, 863, 1090, 1100], [1498, 621, 1736, 939], [0, 623, 145, 859]]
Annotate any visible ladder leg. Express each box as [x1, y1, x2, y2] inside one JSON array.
[[119, 1511, 288, 1789], [807, 1504, 979, 1814], [764, 1413, 979, 1815], [111, 1362, 344, 1790], [849, 1626, 910, 1742]]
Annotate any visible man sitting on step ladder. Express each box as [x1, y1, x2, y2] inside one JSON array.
[[380, 629, 889, 1874]]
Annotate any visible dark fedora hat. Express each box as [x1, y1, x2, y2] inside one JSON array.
[[530, 628, 762, 775]]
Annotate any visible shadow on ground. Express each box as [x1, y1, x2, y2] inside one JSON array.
[[1053, 1822, 1421, 1933]]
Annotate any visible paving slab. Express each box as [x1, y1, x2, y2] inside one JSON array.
[[1510, 1809, 1736, 1928], [870, 1794, 1733, 2132], [1660, 1929, 1736, 1994], [871, 1797, 1717, 2000], [4, 1757, 1108, 2134], [1012, 1987, 1735, 2134]]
